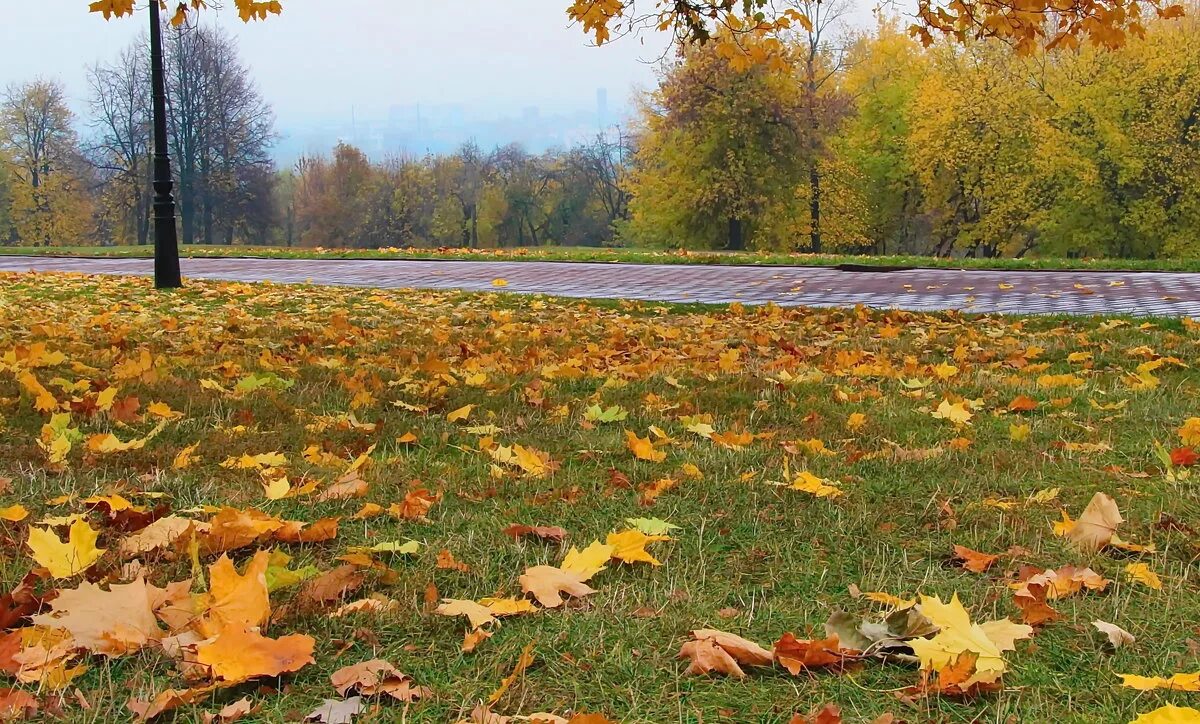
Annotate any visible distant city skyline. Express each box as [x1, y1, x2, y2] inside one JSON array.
[[273, 88, 624, 163]]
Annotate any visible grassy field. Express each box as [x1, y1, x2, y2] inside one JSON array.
[[0, 272, 1198, 722], [4, 243, 1200, 273]]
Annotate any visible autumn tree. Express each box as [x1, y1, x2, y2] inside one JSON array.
[[163, 24, 275, 246], [88, 42, 152, 246], [907, 41, 1049, 258], [837, 20, 929, 254], [293, 143, 371, 247], [0, 80, 93, 246], [1033, 12, 1200, 258], [786, 0, 854, 253], [627, 39, 812, 250]]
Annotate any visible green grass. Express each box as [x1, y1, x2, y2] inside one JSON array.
[[0, 272, 1197, 722], [5, 243, 1200, 273]]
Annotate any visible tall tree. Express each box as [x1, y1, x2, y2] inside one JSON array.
[[627, 37, 811, 250], [162, 23, 274, 246], [87, 43, 152, 246], [838, 20, 929, 254], [787, 0, 852, 253], [0, 80, 92, 245]]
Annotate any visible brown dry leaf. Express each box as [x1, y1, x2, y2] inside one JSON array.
[[203, 697, 257, 723], [118, 516, 201, 557], [436, 549, 470, 572], [1065, 492, 1123, 551], [194, 626, 315, 683], [519, 566, 596, 608], [330, 658, 431, 702], [274, 517, 341, 544], [1012, 582, 1062, 626], [299, 566, 365, 606], [0, 688, 38, 721], [462, 628, 492, 652], [951, 545, 1000, 574], [789, 703, 843, 724], [127, 686, 212, 721], [678, 638, 747, 678], [487, 640, 535, 705], [316, 471, 369, 502], [772, 633, 854, 674], [435, 599, 497, 629], [196, 508, 283, 556], [1093, 620, 1135, 649], [503, 524, 568, 543], [1012, 565, 1110, 600], [30, 577, 163, 657], [1008, 395, 1038, 412], [679, 629, 773, 678], [389, 487, 441, 520], [329, 596, 396, 618], [305, 697, 363, 724]]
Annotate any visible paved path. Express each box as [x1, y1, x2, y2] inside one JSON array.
[[3, 255, 1200, 317]]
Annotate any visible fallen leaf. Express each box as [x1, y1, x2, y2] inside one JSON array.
[[678, 629, 772, 679], [772, 633, 853, 674], [1124, 562, 1163, 590], [504, 524, 567, 543], [1129, 705, 1200, 724], [1065, 492, 1123, 551], [27, 519, 106, 578], [195, 626, 315, 683], [1118, 672, 1200, 692], [606, 529, 669, 566], [952, 545, 999, 574], [519, 566, 596, 608], [30, 577, 162, 657], [560, 541, 614, 580], [487, 641, 534, 705], [1093, 620, 1135, 649], [305, 697, 364, 724]]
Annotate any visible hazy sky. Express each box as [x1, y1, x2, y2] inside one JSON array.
[[5, 1, 687, 120]]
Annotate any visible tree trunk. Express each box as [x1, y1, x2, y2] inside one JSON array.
[[727, 217, 745, 251], [809, 161, 822, 254]]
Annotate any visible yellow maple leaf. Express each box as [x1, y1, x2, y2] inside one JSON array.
[[0, 504, 29, 522], [1129, 705, 1200, 724], [560, 540, 615, 580], [1119, 672, 1200, 692], [199, 551, 271, 637], [435, 598, 497, 629], [606, 529, 669, 566], [1124, 562, 1163, 590], [788, 471, 844, 498], [1180, 417, 1200, 446], [27, 519, 106, 578], [195, 625, 314, 683], [909, 594, 1032, 689], [931, 399, 972, 425], [625, 430, 666, 462], [446, 404, 474, 422], [18, 371, 59, 413]]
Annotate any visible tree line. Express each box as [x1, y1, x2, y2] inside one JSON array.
[[2, 7, 1198, 259], [628, 2, 1200, 259]]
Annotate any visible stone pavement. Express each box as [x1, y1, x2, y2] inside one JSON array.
[[3, 255, 1200, 317]]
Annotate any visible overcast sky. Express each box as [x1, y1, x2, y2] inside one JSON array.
[[4, 1, 687, 119]]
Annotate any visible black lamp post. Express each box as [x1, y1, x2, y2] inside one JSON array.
[[148, 0, 182, 289]]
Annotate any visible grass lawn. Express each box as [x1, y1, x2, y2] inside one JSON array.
[[0, 272, 1198, 723], [4, 243, 1200, 273]]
